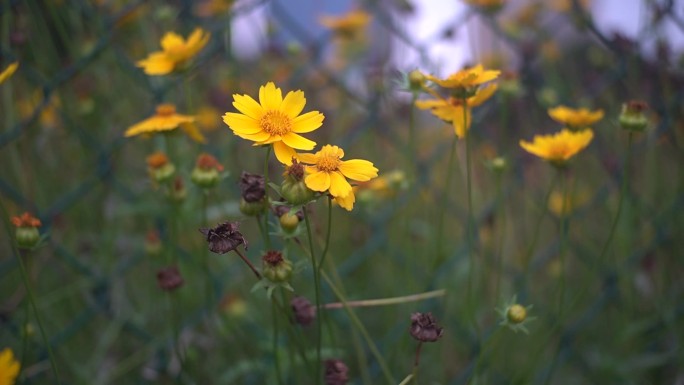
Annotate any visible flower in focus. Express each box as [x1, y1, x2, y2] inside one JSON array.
[[425, 64, 500, 93], [409, 312, 443, 342], [12, 212, 42, 249], [519, 128, 594, 166], [125, 104, 204, 142], [548, 105, 604, 129], [319, 9, 371, 41], [0, 62, 18, 85], [297, 145, 379, 211], [0, 348, 20, 385], [199, 222, 248, 254], [415, 83, 498, 138], [223, 82, 324, 165], [137, 28, 210, 75]]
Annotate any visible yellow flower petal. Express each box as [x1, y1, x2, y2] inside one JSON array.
[[181, 123, 206, 143], [259, 82, 283, 111], [297, 152, 318, 164], [334, 191, 355, 211], [291, 111, 325, 133], [223, 112, 262, 134], [161, 32, 185, 51], [136, 52, 175, 75], [273, 141, 297, 165], [0, 62, 19, 84], [305, 171, 331, 192], [281, 132, 316, 150], [233, 94, 264, 119], [328, 171, 353, 197], [338, 159, 378, 181], [281, 90, 306, 118]]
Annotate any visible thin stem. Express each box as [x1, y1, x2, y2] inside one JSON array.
[[522, 172, 560, 276], [201, 191, 213, 308], [464, 100, 479, 339], [318, 196, 333, 269], [408, 92, 418, 179], [233, 248, 262, 279], [272, 298, 284, 385], [412, 342, 423, 385], [557, 170, 569, 315], [322, 289, 446, 309], [494, 172, 505, 302], [302, 206, 322, 385], [473, 327, 502, 379], [19, 251, 31, 382], [262, 146, 272, 249], [434, 135, 459, 267]]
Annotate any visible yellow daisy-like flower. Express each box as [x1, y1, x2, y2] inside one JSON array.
[[297, 145, 378, 211], [125, 104, 205, 142], [319, 9, 371, 39], [548, 105, 604, 129], [223, 82, 324, 165], [0, 348, 20, 385], [0, 62, 18, 85], [425, 64, 500, 90], [519, 128, 594, 165], [137, 28, 210, 76], [415, 83, 498, 138]]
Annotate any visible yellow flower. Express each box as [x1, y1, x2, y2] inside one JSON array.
[[0, 62, 18, 85], [519, 128, 594, 164], [415, 84, 497, 138], [137, 28, 210, 75], [297, 145, 378, 211], [548, 105, 604, 128], [319, 9, 371, 39], [425, 64, 500, 90], [0, 348, 20, 385], [125, 104, 204, 142], [223, 82, 324, 165]]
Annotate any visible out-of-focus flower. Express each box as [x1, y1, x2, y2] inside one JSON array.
[[415, 84, 498, 138], [195, 105, 221, 131], [195, 0, 233, 17], [320, 9, 371, 41], [223, 82, 324, 165], [137, 28, 210, 75], [125, 104, 204, 142], [291, 296, 316, 326], [220, 294, 247, 318], [548, 188, 590, 217], [146, 152, 176, 183], [169, 176, 187, 202], [496, 295, 536, 334], [297, 145, 379, 211], [324, 359, 350, 385], [0, 62, 18, 85], [409, 312, 443, 342], [12, 212, 42, 249], [425, 64, 500, 93], [191, 153, 224, 188], [356, 170, 407, 202], [144, 230, 162, 256], [18, 91, 61, 129], [199, 222, 248, 254], [548, 105, 603, 129], [0, 347, 20, 385], [519, 129, 594, 166], [157, 265, 184, 291], [619, 100, 649, 132]]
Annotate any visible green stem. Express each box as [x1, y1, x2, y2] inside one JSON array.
[[408, 92, 418, 179], [494, 172, 505, 302], [464, 101, 479, 339], [272, 298, 284, 385], [302, 206, 322, 385], [557, 169, 569, 315], [318, 196, 333, 271], [201, 191, 213, 308], [434, 135, 459, 267], [522, 172, 560, 277], [263, 146, 273, 249], [412, 342, 423, 385]]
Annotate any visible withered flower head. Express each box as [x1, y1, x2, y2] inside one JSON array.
[[291, 296, 316, 326], [262, 250, 284, 266], [324, 359, 349, 385], [284, 159, 305, 181], [11, 212, 41, 228], [199, 221, 248, 254], [157, 265, 184, 291], [409, 312, 443, 342], [146, 152, 170, 170], [196, 153, 224, 171], [239, 172, 265, 202]]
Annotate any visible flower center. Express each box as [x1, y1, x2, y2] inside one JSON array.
[[260, 110, 292, 136], [156, 104, 177, 117], [548, 142, 570, 159], [317, 154, 341, 172]]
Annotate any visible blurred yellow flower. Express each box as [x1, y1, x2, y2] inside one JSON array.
[[196, 105, 221, 131], [519, 128, 594, 165], [137, 28, 210, 75], [0, 348, 20, 385], [298, 145, 378, 211], [320, 9, 371, 40], [356, 170, 407, 201], [425, 64, 500, 91], [415, 84, 498, 138], [223, 82, 324, 165], [0, 62, 18, 85], [548, 105, 604, 128], [125, 104, 204, 142]]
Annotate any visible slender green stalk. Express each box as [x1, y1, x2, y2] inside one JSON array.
[[412, 341, 423, 385], [494, 171, 506, 302], [272, 298, 284, 385], [434, 135, 459, 267], [201, 191, 213, 308], [557, 169, 569, 315], [322, 289, 446, 309], [262, 146, 273, 249], [302, 206, 322, 385], [398, 374, 415, 385], [522, 172, 560, 276], [597, 132, 634, 268], [463, 100, 479, 339]]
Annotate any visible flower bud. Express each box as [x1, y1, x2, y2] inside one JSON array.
[[239, 172, 265, 202], [507, 304, 527, 324], [291, 296, 316, 326], [408, 70, 425, 92], [191, 153, 223, 188], [147, 152, 175, 184], [279, 211, 300, 233], [619, 100, 648, 132], [239, 198, 267, 216], [168, 176, 186, 202], [281, 160, 315, 205], [261, 250, 293, 283], [409, 312, 443, 342], [11, 212, 41, 249]]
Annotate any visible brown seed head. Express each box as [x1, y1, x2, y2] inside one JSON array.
[[157, 265, 184, 291], [262, 250, 284, 266], [626, 100, 648, 113], [291, 296, 316, 326], [199, 221, 248, 254], [239, 172, 266, 202], [409, 312, 443, 342], [285, 159, 305, 181], [324, 359, 349, 385]]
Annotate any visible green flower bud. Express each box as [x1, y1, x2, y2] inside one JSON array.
[[262, 251, 293, 283], [619, 100, 649, 132], [240, 198, 267, 216], [507, 304, 527, 324], [281, 161, 315, 205], [191, 168, 220, 188], [147, 152, 175, 184], [16, 227, 40, 249], [279, 211, 300, 233]]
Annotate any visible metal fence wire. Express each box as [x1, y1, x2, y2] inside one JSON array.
[[1, 0, 683, 384]]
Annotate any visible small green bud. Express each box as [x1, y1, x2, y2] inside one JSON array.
[[619, 100, 649, 132], [16, 227, 40, 249], [281, 161, 315, 205], [279, 211, 300, 233], [408, 70, 425, 92], [262, 251, 293, 283], [507, 304, 527, 324], [191, 168, 220, 188], [240, 198, 267, 216]]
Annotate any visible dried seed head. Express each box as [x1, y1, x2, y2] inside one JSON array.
[[262, 250, 293, 282], [284, 159, 305, 181], [291, 296, 316, 326], [157, 266, 184, 291], [199, 222, 248, 254], [324, 359, 349, 385], [239, 172, 265, 203], [409, 312, 443, 342]]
